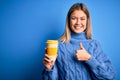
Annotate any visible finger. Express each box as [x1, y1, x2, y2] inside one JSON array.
[[44, 57, 52, 63], [43, 59, 54, 68], [76, 53, 78, 56], [45, 54, 51, 59], [80, 43, 84, 50], [76, 50, 80, 53], [76, 53, 79, 59]]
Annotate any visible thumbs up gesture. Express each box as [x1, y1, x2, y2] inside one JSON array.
[[76, 43, 91, 61]]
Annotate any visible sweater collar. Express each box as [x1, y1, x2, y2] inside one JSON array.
[[71, 32, 87, 40]]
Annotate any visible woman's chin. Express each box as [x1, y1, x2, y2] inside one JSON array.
[[73, 30, 83, 34]]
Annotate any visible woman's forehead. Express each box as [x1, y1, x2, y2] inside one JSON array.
[[71, 10, 87, 17]]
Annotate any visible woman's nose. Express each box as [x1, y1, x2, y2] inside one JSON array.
[[76, 19, 81, 24]]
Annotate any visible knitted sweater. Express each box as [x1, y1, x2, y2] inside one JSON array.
[[42, 32, 115, 80]]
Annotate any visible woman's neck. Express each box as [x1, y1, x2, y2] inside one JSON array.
[[71, 32, 87, 40]]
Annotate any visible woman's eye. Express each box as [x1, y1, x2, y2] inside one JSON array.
[[81, 18, 85, 20], [81, 18, 86, 20], [71, 17, 76, 20]]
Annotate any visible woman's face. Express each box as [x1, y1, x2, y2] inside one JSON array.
[[70, 10, 87, 33]]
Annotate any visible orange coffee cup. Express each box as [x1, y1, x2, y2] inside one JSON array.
[[46, 40, 58, 60]]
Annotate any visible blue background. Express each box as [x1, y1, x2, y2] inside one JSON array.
[[0, 0, 120, 80]]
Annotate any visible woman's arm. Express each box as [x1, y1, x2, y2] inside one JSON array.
[[86, 40, 115, 80], [42, 50, 58, 80], [42, 62, 58, 80]]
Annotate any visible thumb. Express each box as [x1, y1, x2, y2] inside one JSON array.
[[80, 43, 84, 50]]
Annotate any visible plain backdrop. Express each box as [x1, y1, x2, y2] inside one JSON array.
[[0, 0, 120, 80]]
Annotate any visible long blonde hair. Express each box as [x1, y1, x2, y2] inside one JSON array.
[[59, 3, 92, 43]]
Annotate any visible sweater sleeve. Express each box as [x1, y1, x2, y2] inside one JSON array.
[[42, 63, 58, 80], [86, 40, 115, 80]]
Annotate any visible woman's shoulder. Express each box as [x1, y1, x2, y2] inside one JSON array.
[[58, 40, 69, 44], [58, 40, 68, 47], [58, 40, 71, 49], [87, 39, 100, 43], [92, 39, 101, 45], [88, 39, 102, 48], [58, 40, 65, 47], [86, 39, 101, 47]]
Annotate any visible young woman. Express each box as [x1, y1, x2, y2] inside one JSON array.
[[42, 3, 115, 80]]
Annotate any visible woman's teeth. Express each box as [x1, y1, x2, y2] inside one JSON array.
[[75, 26, 82, 29]]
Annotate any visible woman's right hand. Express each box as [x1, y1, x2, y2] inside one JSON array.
[[43, 53, 57, 70]]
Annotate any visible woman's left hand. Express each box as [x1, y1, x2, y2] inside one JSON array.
[[76, 43, 91, 61]]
